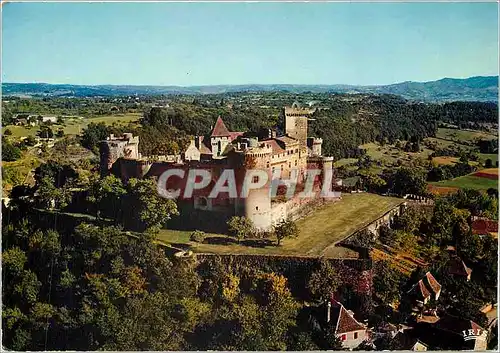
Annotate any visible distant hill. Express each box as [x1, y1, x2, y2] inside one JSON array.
[[2, 76, 498, 102]]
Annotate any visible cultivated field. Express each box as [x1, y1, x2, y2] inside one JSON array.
[[157, 193, 403, 258], [429, 170, 498, 191]]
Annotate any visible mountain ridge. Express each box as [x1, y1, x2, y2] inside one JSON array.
[[2, 75, 498, 102]]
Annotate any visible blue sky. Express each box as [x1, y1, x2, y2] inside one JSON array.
[[2, 2, 498, 86]]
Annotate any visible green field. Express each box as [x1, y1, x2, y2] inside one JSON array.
[[2, 113, 141, 138], [429, 174, 498, 190], [436, 127, 497, 143], [477, 153, 499, 165], [334, 158, 358, 167], [360, 142, 434, 165], [157, 193, 403, 257]]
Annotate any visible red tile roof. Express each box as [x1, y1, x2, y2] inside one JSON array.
[[413, 279, 431, 300], [211, 116, 231, 137], [262, 139, 286, 155], [424, 272, 442, 296], [229, 131, 244, 140], [471, 219, 498, 235], [330, 300, 366, 334]]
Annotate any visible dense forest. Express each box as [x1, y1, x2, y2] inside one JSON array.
[[2, 157, 498, 350]]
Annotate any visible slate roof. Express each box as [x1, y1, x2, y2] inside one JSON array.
[[330, 300, 366, 334], [211, 116, 232, 137]]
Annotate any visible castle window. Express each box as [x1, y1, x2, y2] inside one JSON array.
[[255, 206, 259, 210], [341, 334, 347, 341], [252, 176, 259, 183], [354, 332, 358, 340]]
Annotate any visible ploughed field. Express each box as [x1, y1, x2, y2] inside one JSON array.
[[157, 193, 403, 258]]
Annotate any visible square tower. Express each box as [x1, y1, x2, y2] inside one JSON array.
[[283, 103, 315, 149]]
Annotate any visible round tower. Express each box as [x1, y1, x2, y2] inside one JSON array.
[[236, 143, 273, 232]]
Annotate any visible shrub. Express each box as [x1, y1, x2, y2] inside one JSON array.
[[190, 230, 206, 243], [227, 216, 255, 242], [4, 128, 12, 136]]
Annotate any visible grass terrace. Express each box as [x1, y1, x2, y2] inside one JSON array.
[[157, 193, 403, 258]]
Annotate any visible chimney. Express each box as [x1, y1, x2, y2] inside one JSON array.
[[195, 136, 203, 149], [327, 301, 331, 323]]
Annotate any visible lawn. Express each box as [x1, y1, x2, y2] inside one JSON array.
[[334, 158, 358, 167], [429, 173, 498, 191], [157, 193, 403, 257]]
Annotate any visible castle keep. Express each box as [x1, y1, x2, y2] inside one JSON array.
[[100, 104, 337, 231]]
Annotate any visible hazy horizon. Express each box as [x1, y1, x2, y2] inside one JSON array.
[[2, 2, 498, 86], [3, 74, 499, 88]]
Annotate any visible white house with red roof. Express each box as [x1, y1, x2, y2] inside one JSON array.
[[326, 300, 368, 349]]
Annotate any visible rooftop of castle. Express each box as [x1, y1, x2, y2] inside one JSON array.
[[106, 133, 138, 143]]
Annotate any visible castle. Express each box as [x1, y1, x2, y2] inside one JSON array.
[[100, 103, 337, 231]]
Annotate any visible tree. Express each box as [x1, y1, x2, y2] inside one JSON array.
[[4, 128, 12, 135], [2, 139, 22, 161], [56, 129, 64, 138], [190, 230, 206, 243], [307, 260, 341, 301], [81, 122, 111, 153], [273, 219, 298, 246], [373, 261, 405, 305], [38, 126, 53, 139], [388, 167, 427, 196], [87, 173, 127, 220], [227, 216, 255, 242], [24, 135, 37, 147], [123, 178, 179, 231]]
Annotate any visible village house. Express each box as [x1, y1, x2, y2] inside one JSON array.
[[447, 255, 472, 281], [471, 216, 498, 238], [391, 330, 429, 351], [406, 272, 441, 306], [323, 300, 368, 349], [412, 315, 488, 351]]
